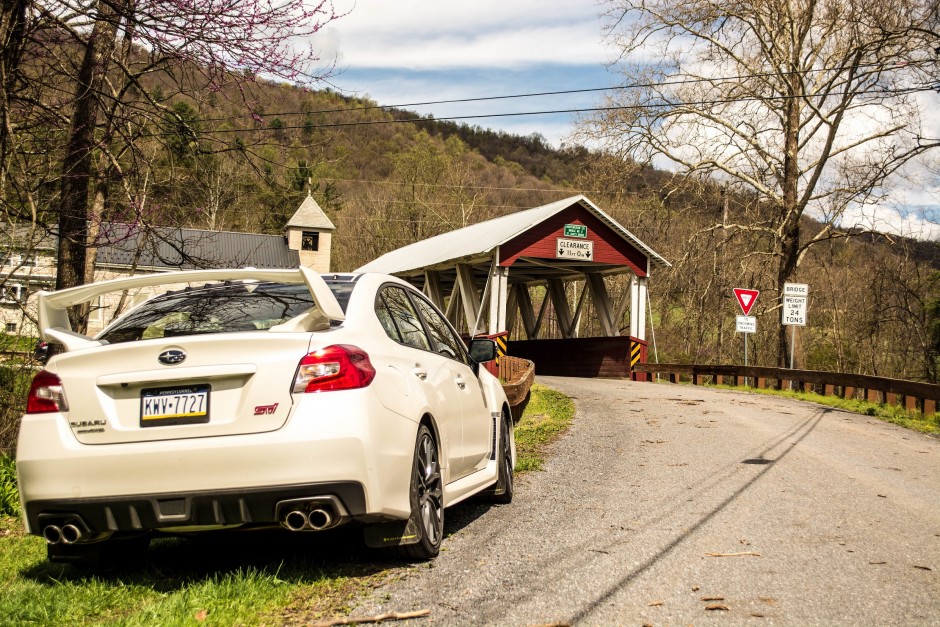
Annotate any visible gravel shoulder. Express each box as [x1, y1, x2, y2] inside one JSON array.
[[350, 377, 940, 626]]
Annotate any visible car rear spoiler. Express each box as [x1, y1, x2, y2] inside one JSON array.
[[36, 267, 346, 353]]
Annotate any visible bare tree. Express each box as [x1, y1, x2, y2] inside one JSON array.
[[584, 0, 940, 365], [33, 0, 342, 329]]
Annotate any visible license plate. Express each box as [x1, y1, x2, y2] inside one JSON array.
[[140, 384, 210, 427]]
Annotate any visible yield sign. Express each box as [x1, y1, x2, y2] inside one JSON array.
[[733, 288, 760, 316]]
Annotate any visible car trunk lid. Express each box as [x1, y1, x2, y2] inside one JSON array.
[[50, 333, 313, 444]]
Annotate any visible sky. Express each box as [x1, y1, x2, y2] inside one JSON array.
[[313, 0, 612, 147], [311, 0, 940, 240]]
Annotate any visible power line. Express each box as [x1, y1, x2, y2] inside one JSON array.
[[322, 178, 590, 193], [144, 84, 938, 137], [101, 61, 937, 139], [184, 59, 937, 123]]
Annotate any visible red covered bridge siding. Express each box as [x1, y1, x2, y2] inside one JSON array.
[[356, 195, 670, 378], [499, 205, 650, 276]]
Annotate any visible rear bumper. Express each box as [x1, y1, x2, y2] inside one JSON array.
[[25, 481, 367, 535], [16, 390, 419, 535]]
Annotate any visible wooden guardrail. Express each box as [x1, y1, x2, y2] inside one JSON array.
[[632, 363, 940, 416], [0, 351, 30, 359], [499, 355, 535, 421]]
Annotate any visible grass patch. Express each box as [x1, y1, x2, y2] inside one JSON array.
[[514, 384, 575, 472], [0, 519, 392, 625], [703, 383, 940, 436]]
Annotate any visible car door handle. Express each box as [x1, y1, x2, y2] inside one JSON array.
[[412, 367, 428, 381], [455, 375, 466, 389]]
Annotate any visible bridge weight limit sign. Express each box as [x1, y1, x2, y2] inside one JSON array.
[[782, 283, 809, 369]]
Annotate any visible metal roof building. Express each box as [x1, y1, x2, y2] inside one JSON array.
[[96, 224, 300, 270]]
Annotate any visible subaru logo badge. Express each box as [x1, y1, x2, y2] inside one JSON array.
[[158, 349, 186, 366]]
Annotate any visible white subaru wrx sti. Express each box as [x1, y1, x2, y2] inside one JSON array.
[[16, 268, 514, 566]]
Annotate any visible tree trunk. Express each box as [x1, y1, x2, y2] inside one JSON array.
[[777, 53, 804, 367], [777, 219, 800, 367], [56, 2, 121, 331], [715, 190, 728, 362]]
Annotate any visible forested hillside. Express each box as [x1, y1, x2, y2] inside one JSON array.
[[72, 79, 585, 271], [2, 23, 938, 384]]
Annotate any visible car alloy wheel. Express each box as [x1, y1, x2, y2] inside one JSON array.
[[396, 424, 443, 560], [490, 410, 514, 504], [416, 426, 444, 548]]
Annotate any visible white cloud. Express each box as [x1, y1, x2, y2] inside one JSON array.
[[839, 203, 940, 240], [305, 0, 618, 147], [319, 0, 608, 69], [312, 0, 940, 241]]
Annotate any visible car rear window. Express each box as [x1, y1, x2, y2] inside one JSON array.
[[98, 282, 350, 344]]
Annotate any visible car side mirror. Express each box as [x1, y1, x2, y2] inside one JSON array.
[[468, 338, 497, 363]]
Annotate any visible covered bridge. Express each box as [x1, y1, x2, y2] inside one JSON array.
[[356, 195, 670, 377]]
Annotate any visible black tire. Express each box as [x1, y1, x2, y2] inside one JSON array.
[[393, 424, 444, 560], [490, 410, 514, 504]]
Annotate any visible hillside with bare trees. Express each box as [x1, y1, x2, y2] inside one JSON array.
[[0, 7, 938, 388]]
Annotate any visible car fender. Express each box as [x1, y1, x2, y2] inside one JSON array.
[[476, 365, 509, 414], [365, 358, 456, 483]]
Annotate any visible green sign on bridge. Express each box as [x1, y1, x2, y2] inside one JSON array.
[[564, 224, 587, 238]]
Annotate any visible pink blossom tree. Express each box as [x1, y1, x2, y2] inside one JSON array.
[[40, 0, 342, 329]]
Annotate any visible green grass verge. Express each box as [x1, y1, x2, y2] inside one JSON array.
[[703, 382, 940, 436], [0, 519, 389, 626], [513, 383, 575, 472]]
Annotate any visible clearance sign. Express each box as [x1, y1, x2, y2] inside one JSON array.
[[556, 238, 594, 261]]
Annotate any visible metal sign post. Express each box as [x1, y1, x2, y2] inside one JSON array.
[[733, 288, 759, 385], [736, 315, 756, 380], [782, 283, 809, 370]]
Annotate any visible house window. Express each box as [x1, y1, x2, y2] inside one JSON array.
[[3, 253, 37, 267], [1, 284, 25, 303], [301, 231, 319, 252], [90, 296, 104, 324], [5, 323, 16, 333]]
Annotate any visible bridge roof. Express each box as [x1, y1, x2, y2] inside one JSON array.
[[356, 195, 670, 275]]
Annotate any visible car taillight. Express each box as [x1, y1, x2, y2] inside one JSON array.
[[292, 344, 376, 393], [26, 370, 69, 413]]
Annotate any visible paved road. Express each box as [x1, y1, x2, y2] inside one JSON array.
[[350, 376, 940, 625]]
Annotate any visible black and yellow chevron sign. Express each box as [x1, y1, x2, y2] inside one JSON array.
[[494, 335, 508, 365], [630, 340, 642, 369]]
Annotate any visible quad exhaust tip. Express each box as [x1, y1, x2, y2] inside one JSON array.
[[307, 509, 332, 530], [42, 521, 87, 545], [61, 524, 83, 544], [284, 510, 308, 531], [282, 508, 333, 532], [43, 525, 62, 545]]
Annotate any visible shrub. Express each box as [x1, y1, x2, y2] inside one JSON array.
[[0, 361, 32, 454], [0, 454, 18, 517]]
